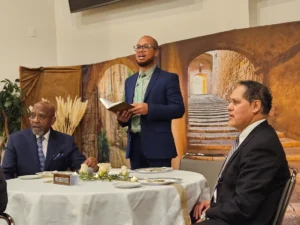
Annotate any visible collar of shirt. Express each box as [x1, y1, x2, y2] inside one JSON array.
[[139, 64, 156, 79], [35, 129, 50, 141], [238, 119, 266, 146]]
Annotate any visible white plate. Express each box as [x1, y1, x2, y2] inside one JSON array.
[[113, 182, 141, 189], [150, 177, 182, 183], [139, 178, 177, 185], [134, 167, 173, 174], [18, 175, 42, 180]]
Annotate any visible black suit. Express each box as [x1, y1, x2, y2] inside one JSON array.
[[0, 167, 7, 213], [196, 121, 290, 225]]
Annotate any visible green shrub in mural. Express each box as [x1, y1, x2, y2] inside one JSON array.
[[116, 127, 127, 151], [97, 128, 110, 162]]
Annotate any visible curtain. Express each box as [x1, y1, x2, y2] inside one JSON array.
[[19, 66, 83, 151]]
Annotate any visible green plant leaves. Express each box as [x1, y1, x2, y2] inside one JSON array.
[[0, 79, 29, 138]]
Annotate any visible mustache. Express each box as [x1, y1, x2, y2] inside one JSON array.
[[135, 58, 154, 67]]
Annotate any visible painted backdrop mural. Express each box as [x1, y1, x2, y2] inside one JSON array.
[[20, 21, 300, 170]]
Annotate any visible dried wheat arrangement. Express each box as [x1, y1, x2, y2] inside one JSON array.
[[52, 96, 88, 135]]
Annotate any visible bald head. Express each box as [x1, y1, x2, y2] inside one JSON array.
[[30, 101, 56, 136], [33, 101, 55, 116], [138, 35, 159, 49]]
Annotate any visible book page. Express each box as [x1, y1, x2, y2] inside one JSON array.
[[99, 98, 112, 109], [99, 98, 133, 112], [110, 101, 124, 108], [109, 102, 134, 112]]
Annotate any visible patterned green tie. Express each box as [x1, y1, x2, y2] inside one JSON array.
[[132, 73, 146, 128]]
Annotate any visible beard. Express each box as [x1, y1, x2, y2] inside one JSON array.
[[136, 57, 155, 68]]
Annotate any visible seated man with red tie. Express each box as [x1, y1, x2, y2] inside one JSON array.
[[2, 101, 97, 180], [192, 80, 290, 225]]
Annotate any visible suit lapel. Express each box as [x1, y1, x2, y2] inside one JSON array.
[[26, 130, 40, 167], [128, 74, 138, 104], [44, 129, 58, 171], [144, 67, 160, 101], [220, 121, 269, 178]]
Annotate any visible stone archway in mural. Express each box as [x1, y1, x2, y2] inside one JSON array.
[[97, 64, 134, 168], [187, 50, 260, 154], [188, 53, 212, 96]]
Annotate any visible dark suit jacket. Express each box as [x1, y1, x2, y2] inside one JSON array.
[[0, 167, 7, 213], [121, 67, 185, 159], [206, 121, 290, 225], [2, 128, 86, 180]]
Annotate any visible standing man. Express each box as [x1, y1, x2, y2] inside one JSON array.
[[116, 35, 185, 169], [2, 101, 98, 179], [192, 80, 290, 225]]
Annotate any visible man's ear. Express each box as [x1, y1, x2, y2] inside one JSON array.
[[154, 48, 160, 57], [252, 100, 262, 114], [51, 116, 56, 125]]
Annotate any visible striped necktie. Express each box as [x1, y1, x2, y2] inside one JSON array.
[[212, 136, 239, 202], [219, 136, 239, 177], [37, 136, 45, 172]]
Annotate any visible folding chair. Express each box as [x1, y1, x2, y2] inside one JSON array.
[[179, 153, 226, 193], [271, 167, 298, 225], [0, 213, 15, 225]]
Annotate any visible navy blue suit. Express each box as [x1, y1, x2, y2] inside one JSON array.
[[2, 128, 86, 180], [121, 67, 184, 164]]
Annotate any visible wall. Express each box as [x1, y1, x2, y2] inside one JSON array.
[[249, 0, 300, 27], [54, 0, 300, 67], [1, 0, 299, 85], [54, 0, 250, 66], [0, 0, 57, 83]]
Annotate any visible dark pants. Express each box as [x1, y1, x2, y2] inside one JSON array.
[[129, 133, 172, 170]]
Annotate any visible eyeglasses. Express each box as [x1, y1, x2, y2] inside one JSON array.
[[133, 44, 157, 51], [29, 113, 52, 121]]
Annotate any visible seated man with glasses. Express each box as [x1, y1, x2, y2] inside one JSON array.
[[116, 35, 185, 169], [2, 101, 98, 179]]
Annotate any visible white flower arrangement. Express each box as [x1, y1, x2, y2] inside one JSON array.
[[79, 164, 135, 182]]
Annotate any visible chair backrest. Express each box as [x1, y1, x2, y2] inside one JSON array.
[[0, 213, 15, 225], [179, 153, 226, 193], [272, 167, 298, 225]]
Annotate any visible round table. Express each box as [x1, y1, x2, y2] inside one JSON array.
[[4, 169, 209, 225]]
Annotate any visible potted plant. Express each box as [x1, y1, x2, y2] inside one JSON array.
[[0, 79, 28, 160]]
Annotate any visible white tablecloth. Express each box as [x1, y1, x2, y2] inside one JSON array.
[[4, 169, 209, 225]]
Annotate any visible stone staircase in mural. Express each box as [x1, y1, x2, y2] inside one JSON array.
[[187, 94, 300, 162]]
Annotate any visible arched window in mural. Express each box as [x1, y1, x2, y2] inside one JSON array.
[[97, 64, 134, 168], [188, 53, 212, 96]]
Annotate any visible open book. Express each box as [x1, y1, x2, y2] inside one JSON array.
[[99, 98, 134, 112]]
